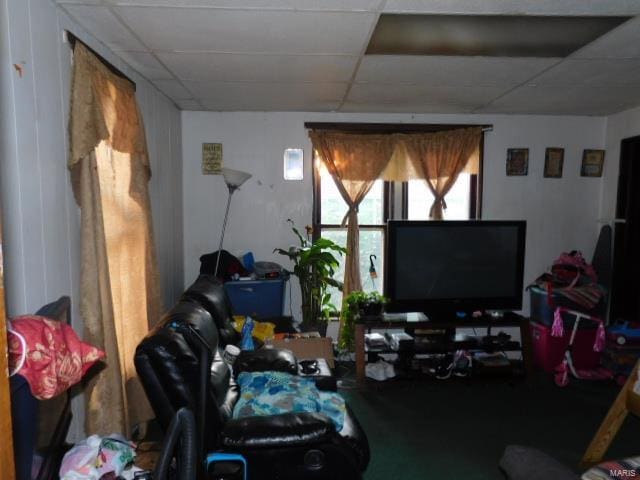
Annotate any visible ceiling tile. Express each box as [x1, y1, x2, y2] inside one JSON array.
[[347, 83, 505, 108], [184, 81, 347, 110], [175, 99, 203, 110], [62, 5, 147, 51], [478, 84, 640, 115], [532, 59, 640, 86], [340, 102, 473, 113], [57, 0, 103, 4], [105, 0, 380, 10], [573, 16, 640, 58], [114, 7, 376, 54], [117, 51, 174, 80], [355, 56, 560, 86], [158, 52, 358, 83], [384, 0, 640, 16], [152, 79, 193, 99]]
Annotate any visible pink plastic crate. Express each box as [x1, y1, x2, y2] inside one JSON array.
[[530, 320, 601, 372]]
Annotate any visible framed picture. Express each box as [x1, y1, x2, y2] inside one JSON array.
[[202, 142, 223, 174], [506, 148, 529, 176], [581, 149, 605, 177], [544, 147, 564, 178]]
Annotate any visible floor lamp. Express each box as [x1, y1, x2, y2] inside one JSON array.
[[214, 168, 252, 278]]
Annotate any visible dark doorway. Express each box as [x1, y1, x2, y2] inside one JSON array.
[[610, 135, 640, 321]]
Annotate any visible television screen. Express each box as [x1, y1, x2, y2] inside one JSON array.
[[385, 220, 526, 315]]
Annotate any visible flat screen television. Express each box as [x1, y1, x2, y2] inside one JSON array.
[[384, 220, 526, 316]]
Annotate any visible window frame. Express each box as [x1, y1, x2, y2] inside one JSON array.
[[400, 172, 483, 220], [312, 156, 394, 240]]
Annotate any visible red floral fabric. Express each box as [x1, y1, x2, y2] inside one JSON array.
[[8, 315, 105, 399]]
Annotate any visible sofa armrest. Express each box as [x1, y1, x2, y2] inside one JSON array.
[[220, 412, 335, 449], [499, 446, 578, 480], [235, 348, 298, 375]]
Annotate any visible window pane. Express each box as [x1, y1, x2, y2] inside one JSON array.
[[320, 228, 384, 308], [407, 173, 471, 220], [318, 161, 384, 225], [407, 180, 434, 220]]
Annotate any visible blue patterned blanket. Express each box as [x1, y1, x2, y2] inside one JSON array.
[[233, 371, 346, 431]]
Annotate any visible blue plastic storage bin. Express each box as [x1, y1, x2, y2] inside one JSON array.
[[224, 279, 285, 318]]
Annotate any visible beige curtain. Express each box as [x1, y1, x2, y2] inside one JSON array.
[[69, 43, 161, 436], [399, 127, 481, 219], [308, 131, 395, 305]]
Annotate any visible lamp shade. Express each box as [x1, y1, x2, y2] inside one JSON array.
[[222, 168, 252, 188]]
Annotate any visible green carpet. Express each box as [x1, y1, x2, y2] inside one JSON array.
[[341, 373, 640, 480]]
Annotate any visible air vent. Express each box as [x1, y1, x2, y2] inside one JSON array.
[[366, 14, 629, 57]]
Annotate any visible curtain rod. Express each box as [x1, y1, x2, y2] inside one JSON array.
[[304, 122, 493, 133], [65, 31, 136, 90]]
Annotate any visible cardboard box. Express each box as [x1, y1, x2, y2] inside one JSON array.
[[267, 337, 334, 368]]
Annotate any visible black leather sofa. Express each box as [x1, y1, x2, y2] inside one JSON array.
[[135, 274, 370, 480]]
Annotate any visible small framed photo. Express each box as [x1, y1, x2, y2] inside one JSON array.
[[544, 147, 564, 178], [202, 142, 223, 174], [581, 149, 605, 177], [506, 148, 529, 176]]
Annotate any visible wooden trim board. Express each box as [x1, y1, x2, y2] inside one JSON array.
[[581, 360, 640, 469], [0, 218, 16, 478]]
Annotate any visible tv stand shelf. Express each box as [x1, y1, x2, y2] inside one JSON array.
[[354, 312, 533, 385]]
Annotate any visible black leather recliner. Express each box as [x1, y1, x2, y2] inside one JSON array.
[[135, 275, 370, 480]]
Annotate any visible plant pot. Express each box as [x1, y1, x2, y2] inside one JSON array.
[[360, 302, 384, 317], [317, 322, 328, 337]]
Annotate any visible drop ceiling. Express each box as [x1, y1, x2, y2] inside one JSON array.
[[57, 0, 640, 115]]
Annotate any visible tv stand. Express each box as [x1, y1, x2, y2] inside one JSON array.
[[354, 311, 533, 385]]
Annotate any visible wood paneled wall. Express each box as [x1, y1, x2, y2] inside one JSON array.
[[0, 0, 184, 439]]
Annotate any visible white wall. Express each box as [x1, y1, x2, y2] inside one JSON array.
[[602, 105, 640, 221], [182, 111, 607, 320], [0, 0, 183, 438]]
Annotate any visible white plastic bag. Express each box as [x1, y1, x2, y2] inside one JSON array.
[[60, 434, 136, 480]]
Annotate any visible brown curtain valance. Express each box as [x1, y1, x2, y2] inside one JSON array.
[[309, 127, 481, 183], [69, 43, 149, 171], [308, 131, 397, 183]]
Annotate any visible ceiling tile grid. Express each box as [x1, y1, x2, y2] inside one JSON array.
[[157, 52, 359, 83], [185, 80, 348, 110], [354, 56, 561, 86], [115, 51, 174, 80], [58, 0, 640, 115], [383, 0, 640, 16], [347, 83, 506, 111], [63, 4, 147, 51], [476, 84, 640, 115], [99, 0, 382, 10], [572, 16, 640, 58], [152, 79, 194, 99], [531, 59, 640, 86], [112, 7, 377, 54]]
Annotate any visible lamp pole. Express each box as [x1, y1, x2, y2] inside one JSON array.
[[213, 183, 237, 279], [212, 168, 251, 279]]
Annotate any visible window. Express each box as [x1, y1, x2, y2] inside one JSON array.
[[313, 156, 481, 308], [406, 173, 479, 220], [314, 160, 389, 306]]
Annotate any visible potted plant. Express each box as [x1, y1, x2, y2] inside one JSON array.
[[274, 220, 346, 334], [339, 291, 387, 352]]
